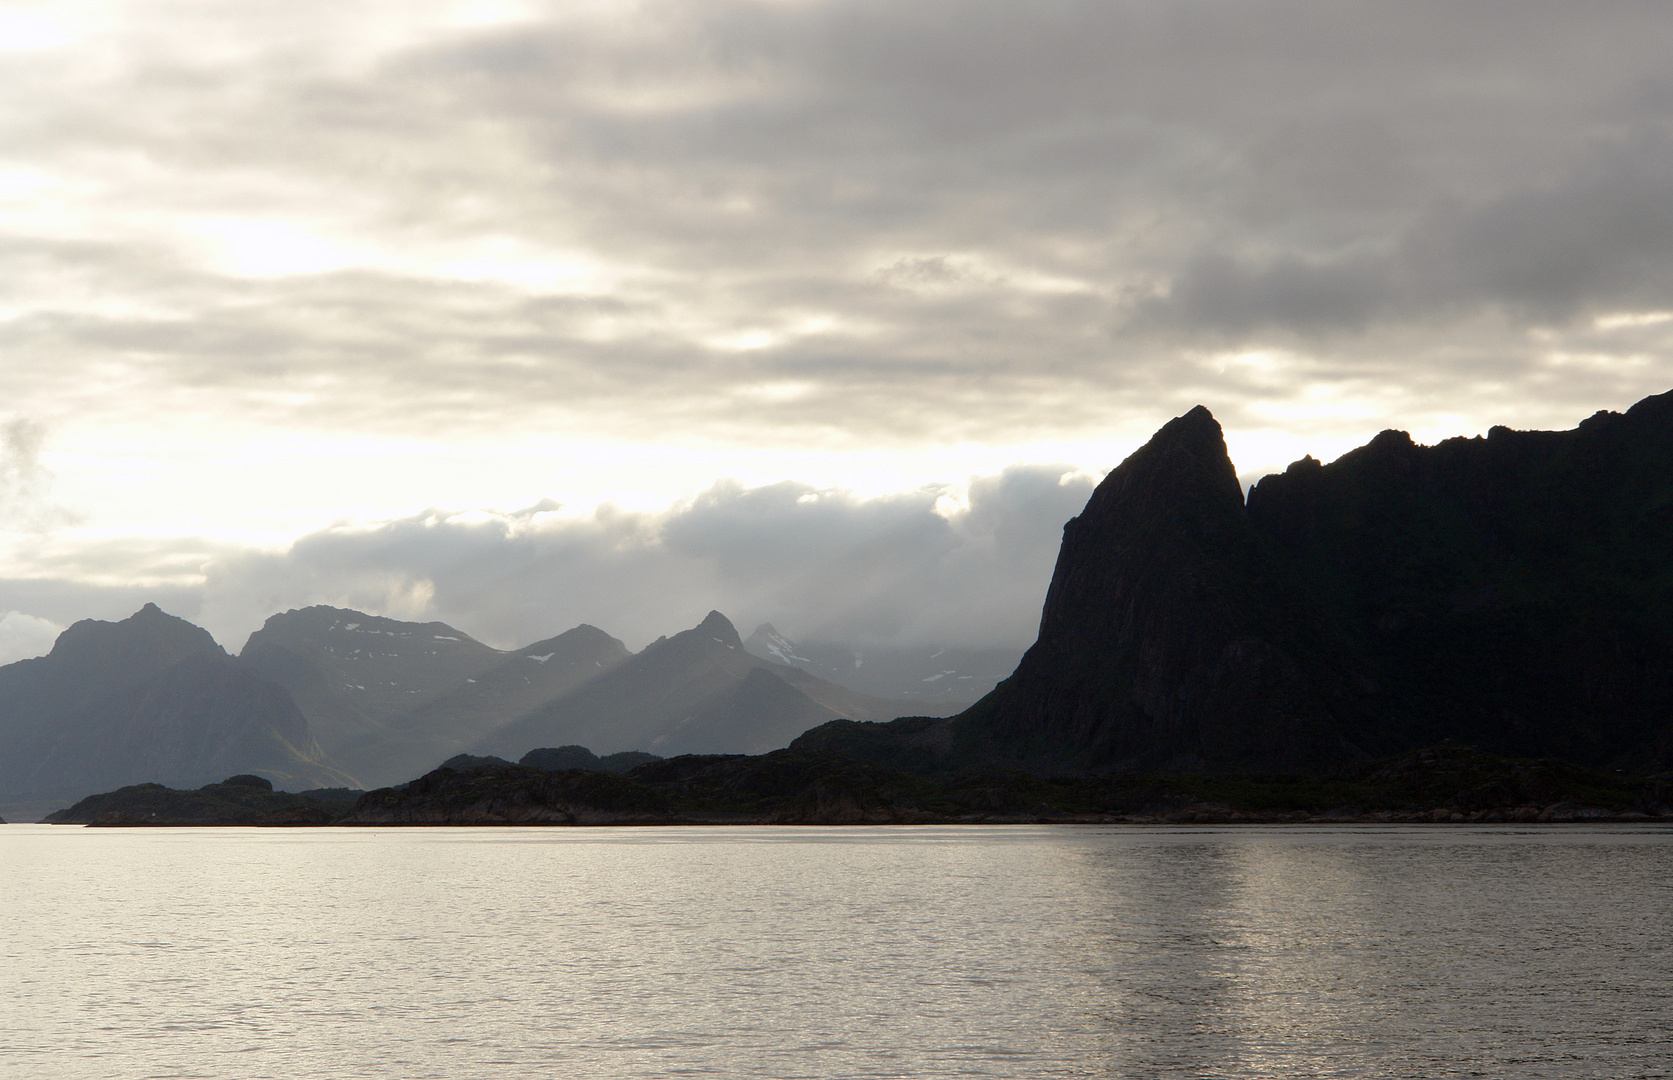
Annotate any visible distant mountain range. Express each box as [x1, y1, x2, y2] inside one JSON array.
[[470, 611, 912, 760], [0, 602, 983, 820], [241, 608, 632, 785]]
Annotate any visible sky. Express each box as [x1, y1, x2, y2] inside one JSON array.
[[2, 0, 1672, 659]]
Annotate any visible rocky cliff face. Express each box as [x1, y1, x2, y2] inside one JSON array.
[[954, 391, 1673, 774], [958, 407, 1352, 773]]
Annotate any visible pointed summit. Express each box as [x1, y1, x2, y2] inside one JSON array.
[[1078, 404, 1243, 526], [957, 406, 1345, 773], [695, 610, 741, 648]]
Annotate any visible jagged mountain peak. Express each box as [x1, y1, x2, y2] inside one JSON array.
[[744, 623, 808, 666], [1079, 404, 1243, 524], [47, 604, 224, 671], [694, 610, 741, 647]]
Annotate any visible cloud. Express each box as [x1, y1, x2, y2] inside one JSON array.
[[0, 610, 64, 665], [0, 418, 79, 532], [184, 465, 1098, 652], [4, 0, 1673, 465]]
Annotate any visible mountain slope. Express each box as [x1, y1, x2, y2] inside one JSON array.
[[239, 606, 509, 780], [351, 625, 633, 784], [1243, 389, 1673, 765], [409, 625, 630, 734], [473, 611, 909, 759], [955, 406, 1351, 774]]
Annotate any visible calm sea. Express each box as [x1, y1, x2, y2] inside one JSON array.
[[2, 824, 1669, 1079]]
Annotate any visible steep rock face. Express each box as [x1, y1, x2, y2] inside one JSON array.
[[959, 407, 1353, 773]]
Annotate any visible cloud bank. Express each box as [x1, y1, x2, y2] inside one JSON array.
[[195, 465, 1098, 651], [0, 466, 1099, 655]]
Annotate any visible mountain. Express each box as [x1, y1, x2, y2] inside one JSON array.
[[806, 390, 1673, 776], [405, 625, 630, 735], [1239, 391, 1673, 766], [472, 611, 911, 759], [354, 626, 633, 785], [955, 405, 1352, 774], [0, 604, 351, 820], [742, 624, 1021, 711], [239, 606, 512, 783]]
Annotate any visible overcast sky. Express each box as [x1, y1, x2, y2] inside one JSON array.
[[2, 0, 1672, 658]]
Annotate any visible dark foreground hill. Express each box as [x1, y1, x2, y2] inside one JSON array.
[[46, 774, 362, 825], [47, 742, 1673, 826], [807, 390, 1673, 776]]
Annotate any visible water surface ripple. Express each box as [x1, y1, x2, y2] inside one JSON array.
[[2, 824, 1669, 1078]]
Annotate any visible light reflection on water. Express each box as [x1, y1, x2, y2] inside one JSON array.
[[2, 824, 1669, 1079]]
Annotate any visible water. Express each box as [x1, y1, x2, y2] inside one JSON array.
[[2, 824, 1670, 1079]]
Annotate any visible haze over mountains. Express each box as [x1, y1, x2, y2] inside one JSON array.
[[471, 611, 920, 761], [742, 625, 1020, 708]]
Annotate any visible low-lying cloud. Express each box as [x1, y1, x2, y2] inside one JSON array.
[[177, 465, 1097, 653]]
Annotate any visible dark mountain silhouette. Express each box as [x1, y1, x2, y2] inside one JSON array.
[[742, 623, 1020, 711], [0, 604, 352, 819], [1238, 390, 1673, 767], [803, 390, 1673, 775], [472, 611, 909, 759], [518, 745, 661, 773], [955, 405, 1353, 773], [44, 738, 1673, 827]]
